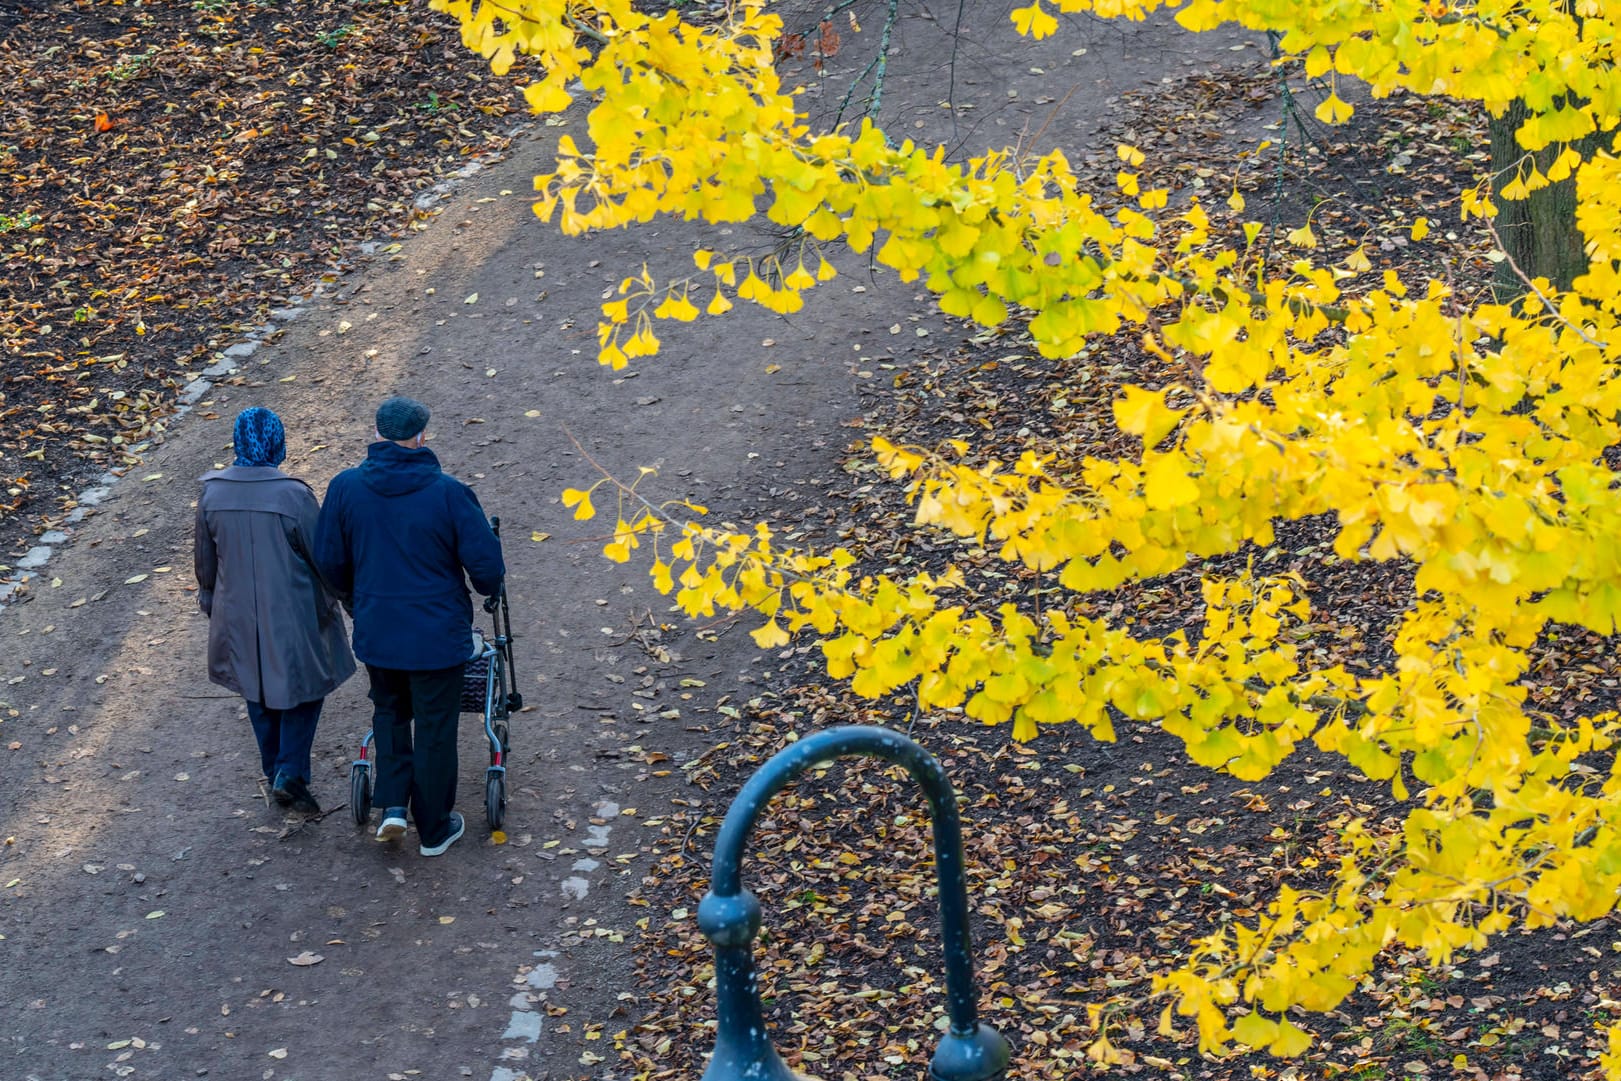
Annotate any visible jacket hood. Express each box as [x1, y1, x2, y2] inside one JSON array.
[[358, 441, 443, 497]]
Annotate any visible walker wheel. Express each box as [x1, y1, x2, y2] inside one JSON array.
[[350, 762, 372, 827], [485, 769, 506, 831]]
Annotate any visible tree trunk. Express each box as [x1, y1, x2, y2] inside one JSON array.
[[1488, 101, 1599, 301]]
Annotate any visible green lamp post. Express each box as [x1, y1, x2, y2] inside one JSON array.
[[696, 725, 1012, 1080]]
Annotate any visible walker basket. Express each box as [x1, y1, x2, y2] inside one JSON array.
[[461, 650, 493, 714]]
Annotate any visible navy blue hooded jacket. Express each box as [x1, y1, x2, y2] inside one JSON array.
[[313, 442, 505, 671]]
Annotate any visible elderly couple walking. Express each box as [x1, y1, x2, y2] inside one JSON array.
[[193, 397, 505, 857]]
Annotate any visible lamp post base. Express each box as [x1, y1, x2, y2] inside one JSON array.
[[700, 1039, 802, 1081], [930, 1022, 1013, 1081]]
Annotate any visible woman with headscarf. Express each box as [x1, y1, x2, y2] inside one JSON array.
[[195, 407, 355, 814]]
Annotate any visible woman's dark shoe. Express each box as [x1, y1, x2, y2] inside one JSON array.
[[284, 777, 321, 816], [270, 772, 295, 806]]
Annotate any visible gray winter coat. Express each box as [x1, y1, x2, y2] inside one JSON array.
[[194, 466, 356, 709]]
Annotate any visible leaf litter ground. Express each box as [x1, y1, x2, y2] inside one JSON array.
[[0, 0, 536, 573], [610, 65, 1621, 1081]]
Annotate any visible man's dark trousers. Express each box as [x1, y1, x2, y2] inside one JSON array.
[[368, 663, 462, 847]]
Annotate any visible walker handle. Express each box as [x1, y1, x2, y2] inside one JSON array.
[[483, 516, 504, 611]]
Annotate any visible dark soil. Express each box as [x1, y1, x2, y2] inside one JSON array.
[[0, 0, 535, 564]]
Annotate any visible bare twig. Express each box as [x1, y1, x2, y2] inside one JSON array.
[[1482, 215, 1609, 349], [277, 802, 349, 840], [681, 810, 708, 855]]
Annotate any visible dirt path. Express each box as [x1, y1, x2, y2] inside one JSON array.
[[0, 7, 1255, 1080]]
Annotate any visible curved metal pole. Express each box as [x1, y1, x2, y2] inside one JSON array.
[[697, 725, 1011, 1081]]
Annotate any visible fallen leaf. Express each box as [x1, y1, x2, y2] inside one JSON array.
[[287, 951, 324, 966]]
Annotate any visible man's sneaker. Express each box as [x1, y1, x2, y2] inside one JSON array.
[[375, 808, 408, 842], [285, 777, 321, 816], [270, 772, 294, 807], [419, 812, 465, 858]]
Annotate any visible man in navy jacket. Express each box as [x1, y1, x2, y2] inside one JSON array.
[[314, 396, 505, 856]]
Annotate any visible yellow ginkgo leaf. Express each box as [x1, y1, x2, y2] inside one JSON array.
[[1142, 453, 1200, 510], [1314, 93, 1354, 124], [1113, 386, 1187, 447], [561, 488, 596, 521], [1010, 1, 1058, 39], [1231, 1012, 1278, 1050], [1271, 1019, 1312, 1056], [750, 620, 790, 648], [653, 291, 699, 322]]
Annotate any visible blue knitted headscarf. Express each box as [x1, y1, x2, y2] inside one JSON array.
[[233, 407, 286, 467]]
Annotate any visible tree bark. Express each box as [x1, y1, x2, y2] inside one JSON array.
[[1487, 102, 1601, 301]]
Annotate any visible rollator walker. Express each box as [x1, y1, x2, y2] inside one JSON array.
[[347, 517, 521, 830]]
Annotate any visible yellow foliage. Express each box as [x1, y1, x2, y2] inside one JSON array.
[[435, 0, 1621, 1070]]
